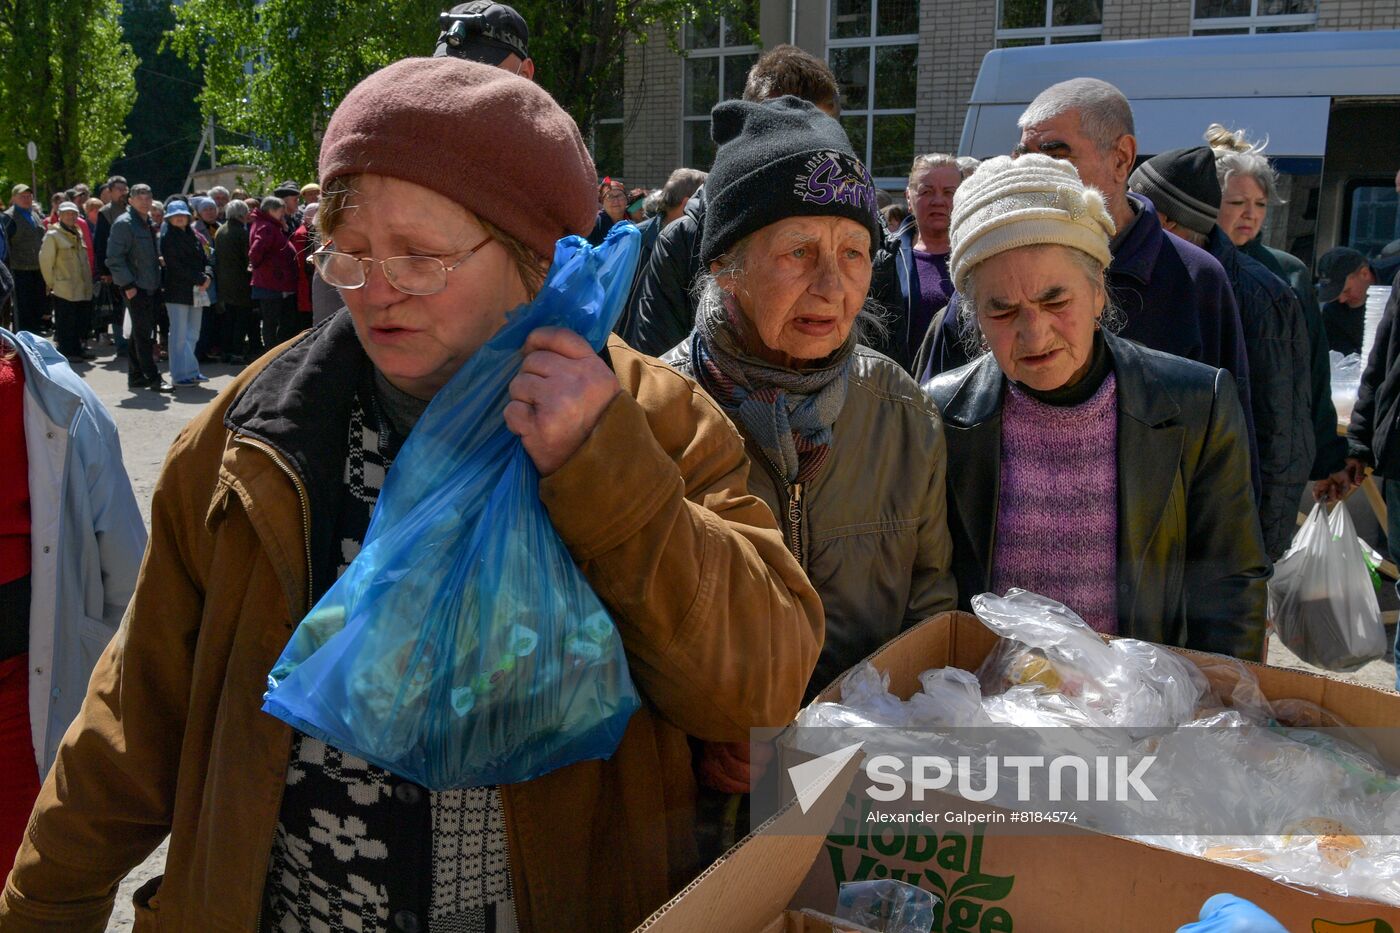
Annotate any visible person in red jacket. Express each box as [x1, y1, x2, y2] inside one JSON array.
[[291, 202, 319, 318], [0, 340, 37, 870], [248, 196, 301, 349]]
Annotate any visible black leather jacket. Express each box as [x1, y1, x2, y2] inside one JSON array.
[[924, 332, 1269, 660], [625, 186, 707, 357], [1348, 268, 1400, 478]]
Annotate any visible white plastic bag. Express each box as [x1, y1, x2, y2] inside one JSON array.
[[972, 589, 1207, 732], [1268, 503, 1385, 671]]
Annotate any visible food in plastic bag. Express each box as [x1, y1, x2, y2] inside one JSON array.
[[836, 880, 937, 933], [262, 226, 643, 789], [973, 589, 1208, 732], [791, 589, 1400, 907], [1268, 503, 1386, 671]]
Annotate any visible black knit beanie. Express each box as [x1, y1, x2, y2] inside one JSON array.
[[1127, 146, 1221, 237], [698, 96, 882, 266]]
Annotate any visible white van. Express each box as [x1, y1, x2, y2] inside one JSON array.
[[958, 30, 1400, 267]]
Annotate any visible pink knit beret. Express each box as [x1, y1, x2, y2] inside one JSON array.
[[319, 57, 598, 259]]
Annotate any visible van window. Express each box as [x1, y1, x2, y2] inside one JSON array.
[[1346, 181, 1400, 259]]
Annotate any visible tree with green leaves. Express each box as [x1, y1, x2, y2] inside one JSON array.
[[169, 0, 745, 185], [0, 0, 137, 195], [114, 0, 206, 198]]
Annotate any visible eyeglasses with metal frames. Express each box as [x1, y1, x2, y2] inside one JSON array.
[[313, 234, 494, 296]]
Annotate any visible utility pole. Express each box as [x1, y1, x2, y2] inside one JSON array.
[[182, 116, 217, 193]]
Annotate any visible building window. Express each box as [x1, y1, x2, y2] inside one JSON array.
[[827, 0, 919, 187], [995, 0, 1102, 48], [1191, 0, 1317, 35], [1347, 182, 1400, 259], [593, 71, 625, 179], [681, 5, 760, 171]]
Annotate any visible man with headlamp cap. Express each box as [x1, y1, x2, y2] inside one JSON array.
[[434, 1, 535, 80]]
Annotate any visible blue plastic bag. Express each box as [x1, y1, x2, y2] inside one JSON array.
[[262, 224, 643, 789]]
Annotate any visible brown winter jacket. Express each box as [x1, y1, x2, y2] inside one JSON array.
[[0, 312, 824, 932]]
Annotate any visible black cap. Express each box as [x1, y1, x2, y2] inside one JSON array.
[[1316, 247, 1368, 304], [699, 96, 881, 266], [1127, 147, 1220, 237], [273, 180, 301, 197], [434, 2, 529, 66]]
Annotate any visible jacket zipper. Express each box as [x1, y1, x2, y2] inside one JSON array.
[[501, 788, 526, 931], [786, 482, 805, 565], [505, 858, 520, 931], [234, 434, 314, 604], [753, 445, 806, 566]]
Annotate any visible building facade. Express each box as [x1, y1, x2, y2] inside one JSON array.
[[600, 0, 1400, 190]]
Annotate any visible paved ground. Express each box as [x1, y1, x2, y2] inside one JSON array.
[[50, 337, 1392, 929]]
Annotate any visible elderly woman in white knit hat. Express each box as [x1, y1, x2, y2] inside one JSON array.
[[924, 154, 1268, 660]]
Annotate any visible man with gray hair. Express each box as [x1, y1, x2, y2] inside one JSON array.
[[107, 183, 172, 392], [921, 78, 1255, 487], [208, 186, 231, 220]]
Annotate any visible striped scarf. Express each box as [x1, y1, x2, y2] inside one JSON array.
[[691, 291, 853, 484]]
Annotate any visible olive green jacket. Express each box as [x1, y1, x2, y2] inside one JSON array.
[[666, 338, 958, 694]]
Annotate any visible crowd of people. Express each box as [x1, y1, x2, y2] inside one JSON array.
[[0, 176, 321, 391], [1, 1, 1399, 931]]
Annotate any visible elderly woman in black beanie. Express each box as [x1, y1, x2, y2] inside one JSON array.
[[0, 58, 823, 933], [663, 98, 957, 810]]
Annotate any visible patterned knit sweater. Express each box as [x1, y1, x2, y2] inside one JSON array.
[[264, 383, 518, 933], [990, 374, 1120, 634]]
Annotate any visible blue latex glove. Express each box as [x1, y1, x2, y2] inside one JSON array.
[[1176, 894, 1288, 933]]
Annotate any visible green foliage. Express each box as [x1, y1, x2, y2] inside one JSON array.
[[0, 0, 137, 194], [116, 0, 205, 198], [169, 0, 752, 184], [169, 0, 444, 184]]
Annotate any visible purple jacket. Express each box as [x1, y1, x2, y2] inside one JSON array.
[[248, 209, 298, 294]]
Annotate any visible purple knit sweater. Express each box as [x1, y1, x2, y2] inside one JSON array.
[[991, 374, 1120, 634]]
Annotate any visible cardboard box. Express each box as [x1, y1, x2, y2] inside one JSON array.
[[792, 612, 1400, 932], [634, 750, 869, 933]]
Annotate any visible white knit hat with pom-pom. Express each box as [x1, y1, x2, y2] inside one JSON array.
[[948, 154, 1116, 294]]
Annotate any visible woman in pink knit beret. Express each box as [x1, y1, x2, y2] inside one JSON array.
[[924, 153, 1269, 662], [0, 56, 823, 933]]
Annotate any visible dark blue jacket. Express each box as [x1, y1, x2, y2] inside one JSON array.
[[919, 193, 1254, 465], [868, 217, 948, 374], [1208, 227, 1311, 559], [1243, 239, 1347, 479]]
